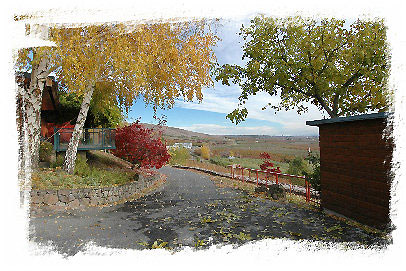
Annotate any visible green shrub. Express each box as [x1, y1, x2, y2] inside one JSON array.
[[287, 157, 311, 176], [74, 155, 90, 176], [169, 147, 191, 165], [305, 154, 321, 192], [286, 155, 320, 191], [209, 157, 230, 167], [39, 142, 54, 162], [50, 154, 64, 168], [282, 157, 291, 163]]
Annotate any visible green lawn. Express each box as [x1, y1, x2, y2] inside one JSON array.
[[209, 156, 289, 173], [31, 151, 137, 190]]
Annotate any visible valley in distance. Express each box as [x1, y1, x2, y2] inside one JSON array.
[[141, 123, 319, 174]]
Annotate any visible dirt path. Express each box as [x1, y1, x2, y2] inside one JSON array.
[[29, 166, 389, 256]]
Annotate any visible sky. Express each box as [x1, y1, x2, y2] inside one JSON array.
[[126, 17, 325, 136]]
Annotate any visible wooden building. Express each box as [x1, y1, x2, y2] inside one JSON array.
[[306, 112, 393, 229], [16, 72, 61, 139], [16, 72, 115, 152]]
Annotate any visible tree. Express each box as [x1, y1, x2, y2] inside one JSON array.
[[113, 122, 170, 169], [57, 84, 123, 128], [49, 21, 217, 174], [259, 152, 281, 172], [16, 24, 60, 174], [200, 144, 211, 160], [16, 21, 217, 174], [169, 147, 191, 165], [16, 47, 60, 198], [215, 16, 390, 124], [304, 153, 321, 192], [287, 157, 310, 176]]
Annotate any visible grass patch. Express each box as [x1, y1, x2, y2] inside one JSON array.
[[31, 167, 136, 190], [31, 151, 137, 190], [210, 176, 257, 193], [180, 157, 307, 189], [209, 156, 289, 172], [177, 157, 289, 177], [210, 175, 318, 210], [324, 212, 391, 237], [285, 193, 319, 210], [181, 160, 231, 174], [176, 156, 290, 177]]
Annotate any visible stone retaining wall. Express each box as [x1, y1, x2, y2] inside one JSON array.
[[30, 172, 164, 210]]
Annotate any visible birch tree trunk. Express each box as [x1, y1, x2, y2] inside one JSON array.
[[24, 53, 51, 169], [63, 85, 95, 174], [16, 54, 50, 203], [16, 80, 30, 203]]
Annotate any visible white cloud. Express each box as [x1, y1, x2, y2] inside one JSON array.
[[177, 123, 277, 135], [175, 86, 324, 136], [176, 87, 239, 114], [174, 17, 327, 136], [175, 15, 328, 135], [177, 122, 318, 136]]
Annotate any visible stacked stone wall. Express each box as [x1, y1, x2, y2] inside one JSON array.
[[30, 173, 163, 209]]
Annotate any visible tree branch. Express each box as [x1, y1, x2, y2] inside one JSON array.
[[276, 80, 335, 117], [332, 93, 340, 116], [341, 70, 362, 89], [315, 93, 335, 117], [317, 38, 349, 77], [331, 70, 362, 116]]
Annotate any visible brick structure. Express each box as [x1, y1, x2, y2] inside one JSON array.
[[307, 112, 393, 229]]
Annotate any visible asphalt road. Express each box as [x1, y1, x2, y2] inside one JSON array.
[[29, 166, 389, 256]]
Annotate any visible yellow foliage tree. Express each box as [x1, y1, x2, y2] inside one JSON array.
[[200, 144, 211, 160], [217, 16, 391, 123], [17, 21, 218, 174]]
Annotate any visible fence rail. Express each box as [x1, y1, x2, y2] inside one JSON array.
[[53, 127, 116, 152], [227, 164, 319, 204]]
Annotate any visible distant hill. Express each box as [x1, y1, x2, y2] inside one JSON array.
[[135, 123, 319, 156], [140, 123, 225, 142], [224, 135, 319, 140], [139, 123, 318, 142]]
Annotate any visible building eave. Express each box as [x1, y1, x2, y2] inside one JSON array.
[[306, 112, 392, 127]]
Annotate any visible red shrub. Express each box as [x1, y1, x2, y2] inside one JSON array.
[[112, 122, 170, 169], [260, 152, 271, 160], [259, 152, 281, 173]]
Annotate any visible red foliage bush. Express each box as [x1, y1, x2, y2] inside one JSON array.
[[259, 152, 281, 173], [259, 152, 272, 161], [112, 122, 170, 169]]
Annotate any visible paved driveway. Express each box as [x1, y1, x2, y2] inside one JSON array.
[[30, 167, 389, 256]]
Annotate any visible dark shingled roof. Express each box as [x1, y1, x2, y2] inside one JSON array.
[[306, 112, 391, 126]]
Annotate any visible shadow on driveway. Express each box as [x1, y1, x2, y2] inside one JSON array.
[[29, 166, 391, 256]]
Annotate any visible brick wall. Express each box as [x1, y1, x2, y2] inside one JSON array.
[[319, 118, 392, 229]]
